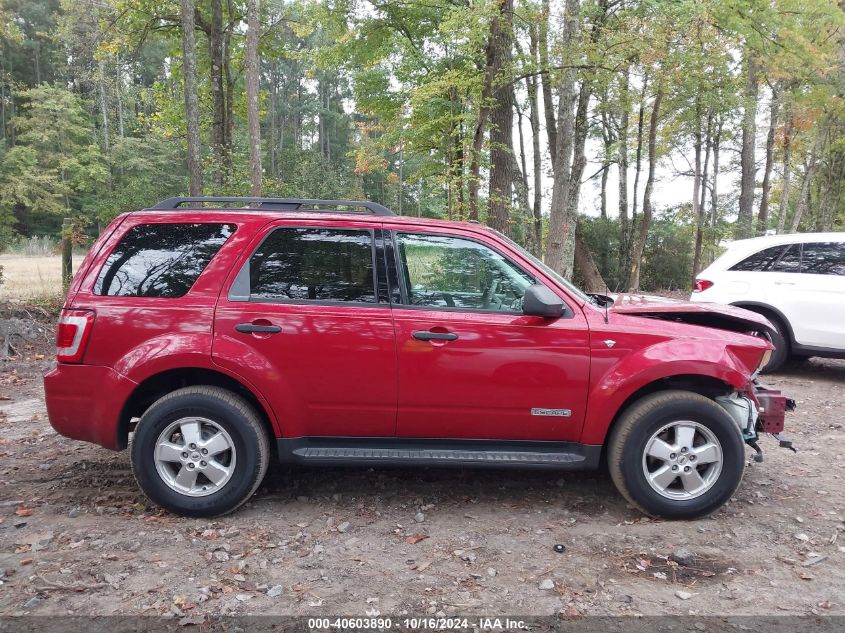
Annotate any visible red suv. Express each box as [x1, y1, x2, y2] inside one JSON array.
[[44, 197, 794, 519]]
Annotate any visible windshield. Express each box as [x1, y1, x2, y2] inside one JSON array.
[[491, 230, 593, 305]]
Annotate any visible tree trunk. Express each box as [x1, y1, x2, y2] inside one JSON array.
[[757, 89, 779, 235], [574, 222, 606, 292], [818, 150, 843, 231], [511, 155, 533, 247], [97, 60, 110, 155], [631, 73, 648, 225], [599, 106, 612, 220], [790, 127, 825, 233], [776, 113, 794, 234], [514, 95, 532, 247], [539, 0, 557, 165], [627, 87, 663, 293], [544, 0, 581, 276], [181, 0, 203, 195], [245, 0, 262, 196], [223, 31, 235, 177], [207, 0, 225, 187], [690, 102, 702, 282], [736, 54, 758, 239], [269, 65, 277, 177], [487, 0, 514, 235], [560, 79, 591, 275], [527, 27, 543, 255], [116, 62, 125, 139], [709, 117, 722, 263], [468, 3, 503, 221], [693, 112, 712, 282], [617, 69, 630, 278]]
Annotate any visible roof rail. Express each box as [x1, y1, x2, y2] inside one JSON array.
[[150, 197, 396, 216]]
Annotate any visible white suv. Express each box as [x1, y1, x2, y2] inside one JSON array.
[[691, 232, 845, 372]]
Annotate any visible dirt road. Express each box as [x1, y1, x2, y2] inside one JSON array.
[[0, 323, 843, 619]]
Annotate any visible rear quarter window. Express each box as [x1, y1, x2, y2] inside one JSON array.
[[801, 242, 845, 275], [94, 223, 235, 297]]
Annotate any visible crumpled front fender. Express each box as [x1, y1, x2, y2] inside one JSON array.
[[580, 338, 762, 445]]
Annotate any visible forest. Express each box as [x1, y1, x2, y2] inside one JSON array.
[[0, 0, 843, 292]]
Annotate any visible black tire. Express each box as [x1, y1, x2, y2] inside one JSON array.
[[760, 317, 789, 374], [130, 386, 270, 517], [607, 390, 746, 519]]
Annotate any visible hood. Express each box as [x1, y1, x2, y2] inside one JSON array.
[[609, 294, 776, 336]]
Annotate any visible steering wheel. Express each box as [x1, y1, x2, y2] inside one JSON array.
[[481, 279, 500, 310]]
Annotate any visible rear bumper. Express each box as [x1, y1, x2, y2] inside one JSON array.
[[43, 364, 137, 450]]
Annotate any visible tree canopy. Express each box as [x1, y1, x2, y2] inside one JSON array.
[[0, 0, 842, 291]]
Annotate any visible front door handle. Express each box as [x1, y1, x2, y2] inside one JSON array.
[[235, 322, 282, 334], [412, 330, 458, 341]]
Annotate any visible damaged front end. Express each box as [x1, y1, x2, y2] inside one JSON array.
[[716, 384, 797, 462], [610, 295, 797, 460]]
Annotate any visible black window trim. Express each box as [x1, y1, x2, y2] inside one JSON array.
[[227, 224, 386, 308], [388, 229, 573, 318]]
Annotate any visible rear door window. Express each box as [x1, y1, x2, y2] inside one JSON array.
[[770, 244, 802, 273], [248, 227, 376, 303], [800, 242, 845, 275], [95, 223, 235, 297], [729, 245, 790, 272]]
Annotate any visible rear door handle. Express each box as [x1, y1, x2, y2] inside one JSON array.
[[774, 281, 796, 286], [412, 330, 458, 341], [235, 322, 282, 334]]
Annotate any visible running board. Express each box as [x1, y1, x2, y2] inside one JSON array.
[[277, 438, 601, 470]]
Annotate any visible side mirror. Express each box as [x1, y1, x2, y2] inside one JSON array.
[[522, 284, 565, 318]]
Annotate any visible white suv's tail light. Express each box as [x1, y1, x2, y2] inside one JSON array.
[[693, 279, 714, 292], [56, 309, 95, 363]]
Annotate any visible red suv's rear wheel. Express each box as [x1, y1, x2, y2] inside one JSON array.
[[607, 390, 746, 519], [130, 386, 270, 517]]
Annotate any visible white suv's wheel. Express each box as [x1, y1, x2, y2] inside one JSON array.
[[130, 386, 270, 517], [760, 318, 789, 373]]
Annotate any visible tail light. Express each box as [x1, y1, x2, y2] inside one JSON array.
[[56, 309, 95, 363], [693, 279, 713, 292]]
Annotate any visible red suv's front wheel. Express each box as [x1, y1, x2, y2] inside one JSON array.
[[607, 390, 746, 519], [130, 386, 270, 517]]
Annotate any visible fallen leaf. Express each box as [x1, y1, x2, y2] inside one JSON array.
[[405, 534, 429, 545], [15, 507, 33, 517], [20, 558, 33, 566], [415, 561, 432, 572]]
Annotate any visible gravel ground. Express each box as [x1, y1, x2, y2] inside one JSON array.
[[0, 316, 843, 619]]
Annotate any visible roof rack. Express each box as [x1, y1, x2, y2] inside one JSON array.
[[150, 197, 396, 216]]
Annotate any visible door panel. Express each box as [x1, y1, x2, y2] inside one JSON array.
[[213, 222, 397, 438], [393, 309, 590, 441], [788, 242, 845, 348], [390, 230, 590, 441]]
